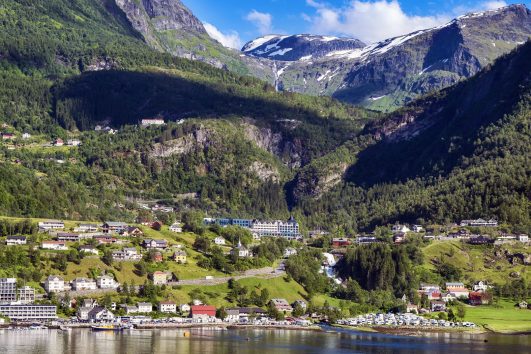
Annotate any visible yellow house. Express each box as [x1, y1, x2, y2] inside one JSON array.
[[173, 251, 187, 263]]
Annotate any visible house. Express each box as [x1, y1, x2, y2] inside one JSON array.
[[38, 220, 64, 230], [392, 224, 410, 233], [518, 234, 529, 243], [231, 240, 251, 258], [445, 282, 469, 298], [56, 232, 82, 242], [22, 133, 31, 139], [225, 307, 267, 323], [96, 275, 118, 289], [44, 276, 65, 293], [169, 223, 183, 233], [142, 239, 168, 249], [121, 226, 143, 237], [141, 118, 165, 127], [468, 235, 493, 245], [6, 236, 27, 246], [292, 300, 307, 311], [430, 300, 446, 312], [214, 236, 226, 245], [469, 292, 491, 306], [102, 221, 128, 233], [53, 138, 64, 146], [331, 238, 351, 248], [88, 306, 115, 322], [518, 301, 528, 309], [356, 236, 378, 244], [74, 224, 99, 233], [158, 301, 177, 313], [0, 304, 57, 320], [460, 218, 498, 227], [225, 308, 240, 323], [473, 281, 490, 292], [173, 250, 187, 263], [180, 304, 191, 313], [151, 271, 167, 285], [419, 284, 441, 300], [94, 235, 118, 245], [124, 305, 139, 314], [41, 241, 68, 250], [393, 232, 407, 244], [270, 298, 293, 314], [190, 305, 216, 319], [137, 302, 153, 313], [67, 139, 81, 146], [412, 225, 424, 233], [406, 303, 418, 313], [112, 247, 142, 261], [79, 245, 99, 255], [71, 278, 97, 291], [284, 247, 298, 258], [440, 292, 456, 303]]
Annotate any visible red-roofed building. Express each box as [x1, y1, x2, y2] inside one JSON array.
[[190, 305, 216, 319], [469, 292, 492, 306]]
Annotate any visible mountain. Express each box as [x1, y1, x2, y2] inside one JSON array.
[[244, 5, 530, 111], [290, 41, 531, 231], [242, 34, 365, 61], [114, 0, 274, 80]]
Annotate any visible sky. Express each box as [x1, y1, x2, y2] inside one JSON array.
[[184, 0, 529, 49]]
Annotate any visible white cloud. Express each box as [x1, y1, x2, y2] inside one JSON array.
[[305, 1, 450, 44], [203, 22, 242, 49], [245, 10, 273, 35], [480, 1, 508, 10]]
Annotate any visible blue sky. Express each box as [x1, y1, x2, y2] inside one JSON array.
[[185, 0, 529, 48]]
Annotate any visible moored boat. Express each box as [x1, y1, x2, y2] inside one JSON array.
[[91, 324, 125, 332]]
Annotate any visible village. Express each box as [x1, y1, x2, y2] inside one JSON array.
[[0, 213, 528, 332]]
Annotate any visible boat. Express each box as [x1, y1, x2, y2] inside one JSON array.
[[90, 324, 125, 332]]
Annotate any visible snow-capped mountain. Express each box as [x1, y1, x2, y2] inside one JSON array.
[[242, 4, 531, 111], [242, 34, 366, 61]]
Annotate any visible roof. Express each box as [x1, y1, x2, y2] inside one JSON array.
[[138, 302, 152, 306], [445, 282, 465, 286], [104, 221, 128, 227], [7, 236, 26, 239], [191, 305, 216, 313], [47, 275, 63, 281]]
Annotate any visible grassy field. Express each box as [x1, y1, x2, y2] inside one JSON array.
[[421, 240, 530, 284], [462, 299, 531, 333]]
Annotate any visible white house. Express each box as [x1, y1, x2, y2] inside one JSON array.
[[518, 234, 529, 243], [412, 225, 424, 233], [88, 306, 115, 322], [141, 118, 165, 127], [38, 220, 65, 230], [180, 303, 191, 313], [214, 236, 226, 245], [44, 276, 65, 293], [392, 224, 410, 233], [169, 223, 183, 233], [6, 236, 27, 246], [284, 247, 297, 258], [79, 245, 99, 255], [231, 241, 251, 258], [473, 281, 490, 292], [137, 302, 152, 313], [22, 133, 31, 139], [158, 301, 177, 313], [96, 275, 119, 289], [41, 241, 68, 251], [71, 278, 97, 291]]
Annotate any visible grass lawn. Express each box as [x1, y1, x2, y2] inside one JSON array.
[[422, 240, 530, 284], [462, 299, 531, 333]]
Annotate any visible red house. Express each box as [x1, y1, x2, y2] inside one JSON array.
[[469, 292, 491, 306], [331, 238, 352, 248], [190, 305, 216, 319]]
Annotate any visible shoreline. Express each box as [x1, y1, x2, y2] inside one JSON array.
[[329, 323, 531, 336]]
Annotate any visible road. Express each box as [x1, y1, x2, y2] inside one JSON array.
[[172, 265, 286, 286]]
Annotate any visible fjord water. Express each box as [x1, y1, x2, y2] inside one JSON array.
[[0, 328, 530, 354]]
